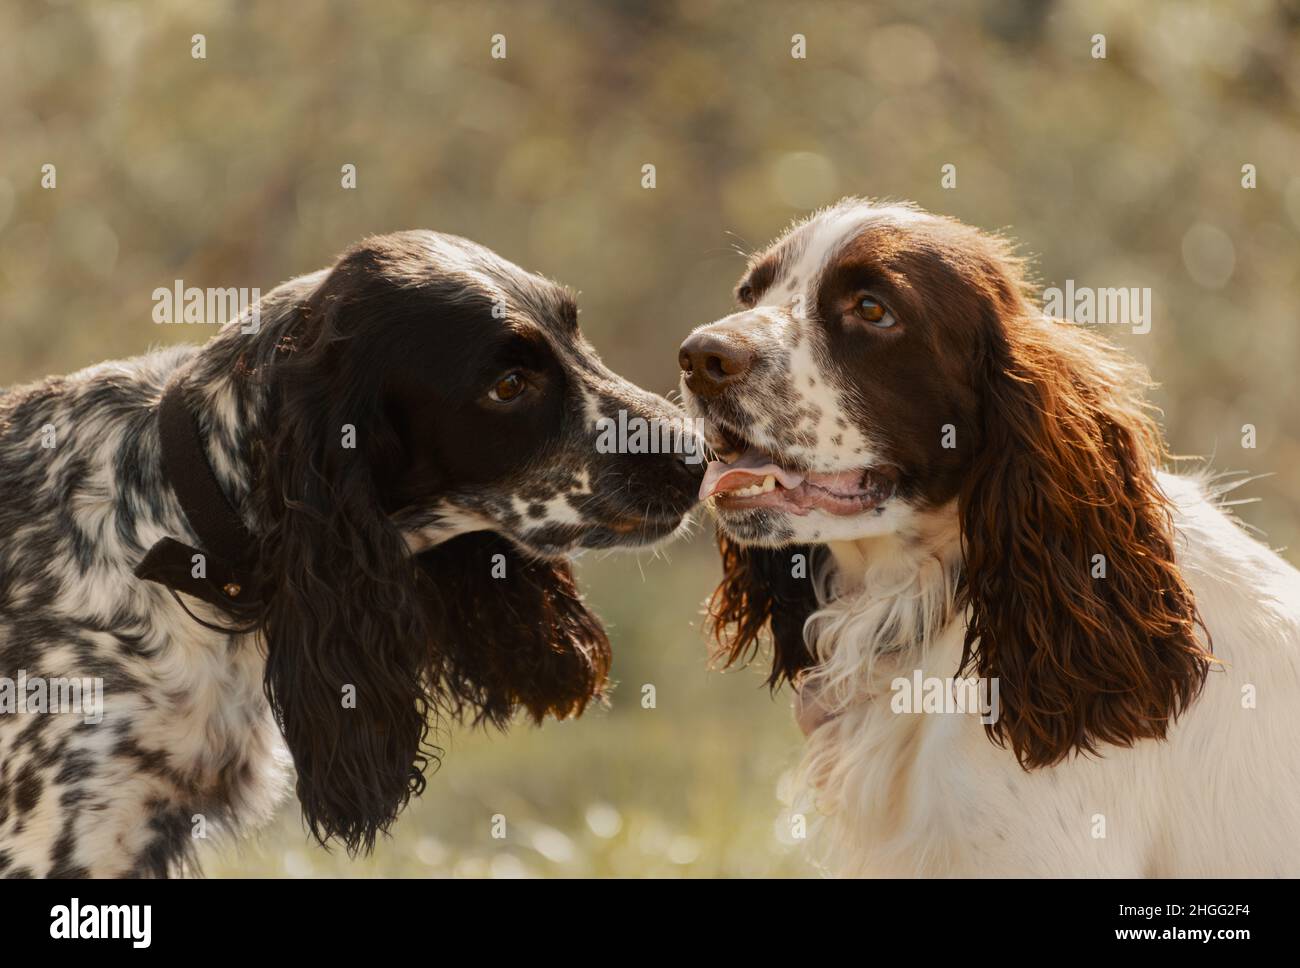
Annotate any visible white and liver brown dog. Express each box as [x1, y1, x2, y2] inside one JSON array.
[[679, 198, 1300, 876]]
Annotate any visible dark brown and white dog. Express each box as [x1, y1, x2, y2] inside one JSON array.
[[679, 198, 1300, 876], [0, 231, 699, 876]]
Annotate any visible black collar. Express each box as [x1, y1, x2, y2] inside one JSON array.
[[134, 379, 264, 615]]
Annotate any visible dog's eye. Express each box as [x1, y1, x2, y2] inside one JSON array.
[[489, 372, 527, 402], [855, 296, 896, 329]]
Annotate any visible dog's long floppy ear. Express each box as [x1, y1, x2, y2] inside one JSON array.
[[252, 286, 438, 854], [958, 316, 1211, 769], [412, 532, 611, 726], [708, 532, 823, 688]]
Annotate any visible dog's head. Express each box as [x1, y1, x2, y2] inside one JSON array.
[[233, 231, 699, 851], [682, 198, 1209, 768], [681, 199, 991, 547], [284, 231, 701, 555]]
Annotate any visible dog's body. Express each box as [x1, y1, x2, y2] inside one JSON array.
[[681, 198, 1300, 876], [0, 232, 699, 877], [0, 339, 299, 878], [797, 472, 1300, 876], [0, 343, 290, 877]]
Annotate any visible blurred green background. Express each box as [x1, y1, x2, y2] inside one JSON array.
[[2, 0, 1298, 876]]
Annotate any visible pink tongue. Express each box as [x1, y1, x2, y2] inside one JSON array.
[[700, 449, 806, 500]]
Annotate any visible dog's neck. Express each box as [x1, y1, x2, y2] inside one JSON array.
[[806, 504, 965, 710], [166, 272, 328, 533], [824, 502, 963, 592]]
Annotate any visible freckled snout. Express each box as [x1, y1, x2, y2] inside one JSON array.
[[678, 328, 753, 398]]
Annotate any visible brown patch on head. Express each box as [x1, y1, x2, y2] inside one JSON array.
[[806, 212, 1031, 505]]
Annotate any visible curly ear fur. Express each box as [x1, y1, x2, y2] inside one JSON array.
[[251, 289, 608, 854], [413, 532, 610, 725], [253, 323, 434, 853], [958, 318, 1212, 769], [708, 534, 823, 688]]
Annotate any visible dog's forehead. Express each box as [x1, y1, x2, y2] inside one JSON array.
[[747, 201, 932, 302], [400, 231, 576, 330], [417, 232, 544, 295]]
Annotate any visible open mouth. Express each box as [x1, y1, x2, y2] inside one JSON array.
[[699, 421, 897, 516]]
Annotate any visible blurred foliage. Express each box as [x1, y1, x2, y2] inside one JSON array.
[[2, 0, 1298, 876]]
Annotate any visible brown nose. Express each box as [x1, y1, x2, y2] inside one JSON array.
[[678, 331, 753, 398]]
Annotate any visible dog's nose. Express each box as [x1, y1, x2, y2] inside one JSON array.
[[678, 332, 753, 398]]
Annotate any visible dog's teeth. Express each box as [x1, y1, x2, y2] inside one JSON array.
[[722, 476, 780, 498]]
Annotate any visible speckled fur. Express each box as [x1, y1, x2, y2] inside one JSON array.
[[0, 231, 698, 877]]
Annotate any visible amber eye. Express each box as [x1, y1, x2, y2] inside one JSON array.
[[489, 372, 526, 402], [855, 295, 896, 329]]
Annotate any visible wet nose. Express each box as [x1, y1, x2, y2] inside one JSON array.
[[678, 331, 753, 398]]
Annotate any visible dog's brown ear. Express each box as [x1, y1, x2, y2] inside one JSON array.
[[958, 317, 1212, 769], [708, 532, 822, 688]]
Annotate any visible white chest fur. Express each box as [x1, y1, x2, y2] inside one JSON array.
[[794, 475, 1300, 876]]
